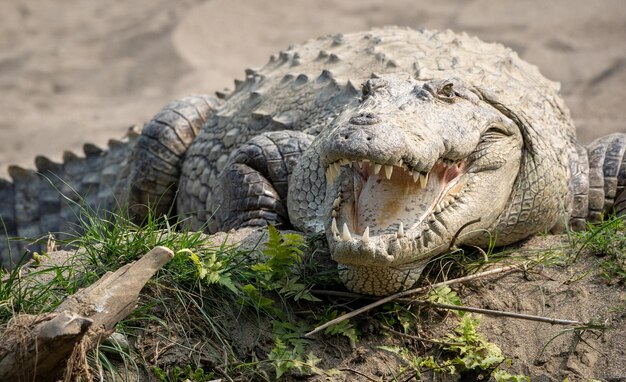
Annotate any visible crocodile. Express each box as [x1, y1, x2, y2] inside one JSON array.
[[1, 27, 625, 295]]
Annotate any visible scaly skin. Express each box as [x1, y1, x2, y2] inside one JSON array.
[[1, 27, 624, 295]]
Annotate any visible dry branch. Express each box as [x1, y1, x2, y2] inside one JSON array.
[[0, 246, 174, 382], [306, 265, 519, 337]]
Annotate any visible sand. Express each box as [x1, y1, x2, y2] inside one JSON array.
[[0, 0, 624, 178]]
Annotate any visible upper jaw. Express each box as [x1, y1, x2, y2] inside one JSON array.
[[323, 156, 468, 266]]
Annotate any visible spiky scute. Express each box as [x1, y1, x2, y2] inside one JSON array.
[[0, 134, 137, 266]]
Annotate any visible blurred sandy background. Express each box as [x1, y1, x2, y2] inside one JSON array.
[[0, 0, 624, 177]]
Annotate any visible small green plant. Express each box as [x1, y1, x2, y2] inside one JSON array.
[[377, 302, 419, 333], [238, 225, 320, 311], [266, 320, 325, 379], [570, 214, 626, 283], [178, 248, 237, 292], [380, 314, 529, 381], [318, 309, 359, 347], [168, 226, 326, 379], [427, 285, 464, 311], [443, 314, 505, 372], [440, 314, 529, 380], [267, 337, 324, 379]]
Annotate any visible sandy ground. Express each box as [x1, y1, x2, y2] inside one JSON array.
[[0, 0, 624, 178], [1, 3, 625, 379]]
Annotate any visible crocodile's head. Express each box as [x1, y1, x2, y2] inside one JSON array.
[[320, 75, 522, 295]]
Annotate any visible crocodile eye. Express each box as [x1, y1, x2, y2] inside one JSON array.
[[360, 78, 388, 102], [421, 80, 457, 101], [437, 82, 455, 99]]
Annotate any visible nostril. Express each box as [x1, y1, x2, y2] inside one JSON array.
[[349, 112, 381, 125], [366, 136, 372, 141], [343, 134, 349, 139]]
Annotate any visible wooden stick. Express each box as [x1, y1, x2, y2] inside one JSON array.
[[0, 246, 174, 382], [416, 301, 589, 327], [305, 265, 519, 337]]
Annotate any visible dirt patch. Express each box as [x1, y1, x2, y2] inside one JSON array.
[[94, 232, 625, 381]]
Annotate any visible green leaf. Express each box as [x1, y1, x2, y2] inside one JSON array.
[[428, 285, 463, 315], [319, 310, 359, 346]]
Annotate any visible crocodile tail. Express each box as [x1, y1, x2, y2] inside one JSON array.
[[0, 179, 17, 266], [571, 132, 626, 229], [126, 95, 221, 223], [0, 135, 138, 267], [0, 94, 221, 267]]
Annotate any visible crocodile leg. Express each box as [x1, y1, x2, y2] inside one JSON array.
[[126, 95, 221, 223], [210, 131, 314, 231], [577, 133, 626, 227]]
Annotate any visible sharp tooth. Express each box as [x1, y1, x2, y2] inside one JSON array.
[[333, 162, 341, 173], [332, 218, 339, 236], [419, 173, 428, 188], [362, 226, 369, 244], [333, 196, 341, 209], [434, 204, 442, 214], [374, 163, 382, 175], [357, 161, 363, 169], [342, 223, 352, 241], [413, 171, 420, 183], [332, 210, 337, 217], [397, 222, 405, 238], [384, 165, 393, 179], [397, 159, 403, 167]]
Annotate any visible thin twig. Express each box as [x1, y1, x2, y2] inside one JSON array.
[[418, 301, 591, 327], [305, 265, 519, 337], [382, 326, 464, 347], [448, 217, 481, 249], [338, 368, 380, 382]]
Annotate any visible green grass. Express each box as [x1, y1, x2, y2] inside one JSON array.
[[568, 214, 626, 284], [3, 198, 622, 380]]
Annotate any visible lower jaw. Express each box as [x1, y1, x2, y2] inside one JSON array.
[[337, 263, 427, 296]]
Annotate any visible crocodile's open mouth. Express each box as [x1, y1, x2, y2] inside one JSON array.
[[324, 157, 468, 263]]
